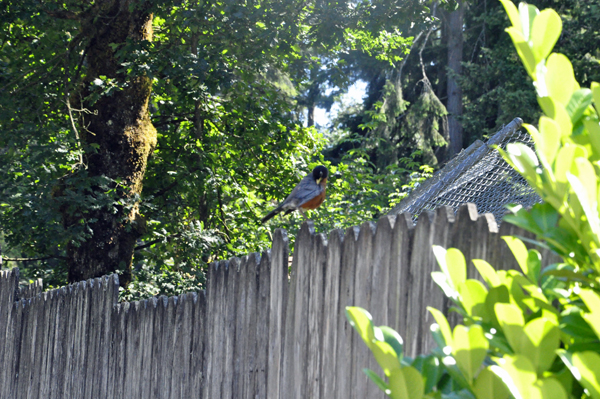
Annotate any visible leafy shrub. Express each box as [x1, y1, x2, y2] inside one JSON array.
[[346, 1, 600, 398]]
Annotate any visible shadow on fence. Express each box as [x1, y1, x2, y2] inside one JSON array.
[[0, 204, 555, 398]]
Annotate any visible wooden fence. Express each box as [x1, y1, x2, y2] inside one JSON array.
[[0, 204, 554, 398]]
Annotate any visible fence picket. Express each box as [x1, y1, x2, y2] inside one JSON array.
[[334, 225, 359, 399], [321, 229, 344, 399], [267, 229, 289, 399], [0, 205, 557, 398]]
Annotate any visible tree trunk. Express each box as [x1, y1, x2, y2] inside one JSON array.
[[65, 0, 157, 285], [446, 0, 465, 157]]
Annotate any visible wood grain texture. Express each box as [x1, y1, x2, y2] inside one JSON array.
[[0, 204, 561, 398]]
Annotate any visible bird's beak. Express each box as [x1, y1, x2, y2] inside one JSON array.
[[316, 177, 322, 185]]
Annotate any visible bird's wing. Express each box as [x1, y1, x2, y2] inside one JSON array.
[[280, 174, 323, 210]]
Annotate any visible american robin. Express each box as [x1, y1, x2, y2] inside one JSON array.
[[261, 165, 329, 223]]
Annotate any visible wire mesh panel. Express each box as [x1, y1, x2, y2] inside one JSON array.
[[389, 118, 541, 224]]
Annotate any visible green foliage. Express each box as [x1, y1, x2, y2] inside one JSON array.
[[0, 0, 433, 296], [497, 0, 600, 274], [347, 2, 600, 398], [348, 236, 600, 399]]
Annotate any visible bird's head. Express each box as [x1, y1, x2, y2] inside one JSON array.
[[312, 165, 329, 185]]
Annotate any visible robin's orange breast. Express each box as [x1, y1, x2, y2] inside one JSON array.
[[300, 189, 327, 210]]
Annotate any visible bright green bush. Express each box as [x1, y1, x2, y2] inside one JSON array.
[[347, 1, 600, 398]]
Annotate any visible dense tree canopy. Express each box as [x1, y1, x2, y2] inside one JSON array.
[[2, 0, 597, 299], [0, 0, 432, 298]]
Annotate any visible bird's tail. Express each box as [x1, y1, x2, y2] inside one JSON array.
[[261, 206, 283, 224]]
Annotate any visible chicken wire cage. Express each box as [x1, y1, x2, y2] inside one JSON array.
[[389, 117, 541, 224]]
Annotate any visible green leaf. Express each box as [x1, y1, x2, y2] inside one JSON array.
[[452, 324, 489, 382], [554, 144, 585, 183], [537, 97, 574, 141], [458, 280, 488, 318], [579, 289, 600, 340], [525, 250, 542, 284], [473, 367, 511, 399], [502, 143, 539, 181], [379, 326, 404, 361], [446, 248, 467, 290], [495, 303, 525, 352], [389, 366, 425, 399], [442, 356, 475, 393], [536, 377, 568, 399], [363, 368, 389, 393], [566, 172, 600, 237], [499, 0, 522, 32], [486, 285, 511, 330], [519, 2, 539, 40], [522, 317, 560, 374], [432, 271, 458, 300], [545, 53, 580, 106], [527, 118, 560, 166], [566, 89, 594, 124], [473, 259, 501, 288], [502, 236, 529, 276], [346, 306, 375, 345], [592, 82, 600, 114], [530, 202, 559, 231], [558, 350, 600, 399], [560, 309, 598, 340], [370, 337, 402, 377], [505, 27, 537, 78], [428, 307, 453, 348], [530, 9, 561, 64], [412, 355, 441, 393], [490, 355, 537, 399], [583, 120, 600, 160]]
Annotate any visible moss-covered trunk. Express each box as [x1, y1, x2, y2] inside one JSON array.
[[66, 0, 157, 285]]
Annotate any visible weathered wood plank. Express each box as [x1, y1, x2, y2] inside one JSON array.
[[41, 290, 58, 398], [72, 280, 91, 399], [222, 258, 239, 399], [49, 287, 68, 399], [140, 297, 157, 399], [108, 301, 125, 399], [84, 278, 103, 399], [333, 225, 359, 399], [233, 256, 249, 399], [255, 251, 271, 399], [267, 229, 289, 399], [201, 263, 217, 399], [244, 254, 260, 399], [422, 207, 455, 354], [61, 284, 78, 398], [170, 293, 190, 399], [307, 233, 327, 399], [125, 301, 143, 398], [352, 222, 377, 399], [367, 216, 397, 399], [291, 222, 314, 399], [320, 229, 343, 399], [191, 290, 206, 395], [17, 297, 35, 398], [114, 302, 130, 399], [0, 268, 19, 398], [99, 275, 118, 398], [405, 212, 435, 358], [5, 300, 25, 397], [387, 213, 414, 338], [160, 296, 178, 398]]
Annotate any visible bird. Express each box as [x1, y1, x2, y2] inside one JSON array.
[[261, 165, 329, 224]]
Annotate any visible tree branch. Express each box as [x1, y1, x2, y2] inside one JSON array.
[[2, 255, 67, 262], [44, 9, 81, 20], [135, 233, 182, 251]]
